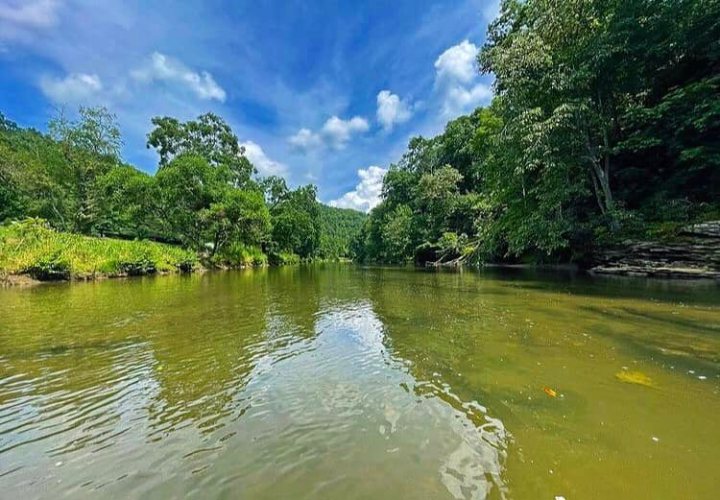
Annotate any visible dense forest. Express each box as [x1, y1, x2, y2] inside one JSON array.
[[2, 0, 719, 273], [0, 109, 365, 268], [354, 0, 720, 266]]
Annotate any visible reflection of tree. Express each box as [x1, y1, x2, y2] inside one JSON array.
[[263, 265, 321, 339], [146, 266, 354, 435], [363, 268, 524, 421], [145, 271, 271, 434], [361, 268, 510, 498], [0, 280, 171, 399], [0, 280, 169, 454]]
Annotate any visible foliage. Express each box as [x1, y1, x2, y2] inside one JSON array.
[[262, 180, 322, 258], [212, 241, 268, 267], [147, 113, 254, 187], [355, 0, 720, 265], [154, 154, 271, 255], [0, 108, 360, 274], [0, 219, 196, 281], [317, 204, 366, 259], [268, 250, 301, 266]]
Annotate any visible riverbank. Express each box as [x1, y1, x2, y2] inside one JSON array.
[[0, 220, 197, 285], [591, 221, 720, 280], [0, 220, 356, 286]]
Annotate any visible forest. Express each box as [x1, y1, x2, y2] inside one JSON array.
[[2, 0, 719, 276], [353, 0, 719, 266], [0, 108, 366, 276]]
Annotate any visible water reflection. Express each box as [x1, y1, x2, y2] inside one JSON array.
[[1, 266, 718, 499]]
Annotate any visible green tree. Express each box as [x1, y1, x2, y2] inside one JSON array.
[[266, 184, 321, 258], [147, 113, 254, 187], [48, 106, 122, 233]]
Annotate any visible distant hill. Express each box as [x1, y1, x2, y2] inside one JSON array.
[[318, 205, 366, 259]]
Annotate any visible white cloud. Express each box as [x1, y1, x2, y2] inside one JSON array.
[[0, 0, 61, 43], [376, 90, 413, 131], [434, 40, 492, 117], [435, 40, 478, 85], [240, 140, 288, 177], [39, 72, 102, 104], [289, 127, 322, 151], [289, 115, 369, 152], [442, 82, 492, 116], [329, 166, 386, 213], [0, 0, 60, 28], [322, 115, 369, 149], [131, 52, 226, 102]]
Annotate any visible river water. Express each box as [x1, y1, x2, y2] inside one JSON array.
[[1, 265, 719, 499]]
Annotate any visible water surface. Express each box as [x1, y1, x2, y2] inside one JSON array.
[[1, 266, 719, 499]]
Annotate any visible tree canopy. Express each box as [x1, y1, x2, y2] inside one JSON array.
[[355, 0, 720, 265], [0, 108, 364, 266]]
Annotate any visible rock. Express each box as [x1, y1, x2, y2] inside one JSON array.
[[591, 221, 720, 280]]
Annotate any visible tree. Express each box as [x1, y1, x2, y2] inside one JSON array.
[[155, 155, 217, 249], [202, 188, 270, 257], [147, 113, 254, 187], [94, 165, 159, 239], [317, 205, 367, 259], [268, 184, 321, 258], [47, 106, 123, 233]]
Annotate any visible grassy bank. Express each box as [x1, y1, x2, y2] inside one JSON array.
[[0, 219, 197, 282]]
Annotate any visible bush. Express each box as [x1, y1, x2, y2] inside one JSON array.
[[212, 242, 267, 267], [268, 250, 300, 265]]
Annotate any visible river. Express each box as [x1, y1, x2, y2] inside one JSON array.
[[1, 265, 719, 499]]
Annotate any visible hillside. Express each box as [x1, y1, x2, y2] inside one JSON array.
[[318, 205, 366, 259]]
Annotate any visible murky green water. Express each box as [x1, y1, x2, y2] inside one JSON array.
[[1, 266, 719, 499]]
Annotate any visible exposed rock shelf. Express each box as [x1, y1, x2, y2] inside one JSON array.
[[591, 221, 720, 280]]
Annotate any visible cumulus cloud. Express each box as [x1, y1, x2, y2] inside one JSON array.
[[131, 52, 226, 102], [39, 72, 103, 104], [289, 115, 369, 152], [322, 115, 369, 149], [376, 90, 413, 131], [435, 40, 478, 85], [434, 40, 492, 117], [329, 166, 386, 213], [240, 140, 288, 177], [442, 83, 492, 116], [289, 127, 323, 151]]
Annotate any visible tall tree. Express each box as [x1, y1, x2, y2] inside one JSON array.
[[147, 113, 254, 187]]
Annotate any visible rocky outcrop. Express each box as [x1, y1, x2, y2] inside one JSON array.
[[591, 221, 720, 280]]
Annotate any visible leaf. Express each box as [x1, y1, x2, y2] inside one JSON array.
[[543, 386, 557, 398], [615, 370, 654, 387]]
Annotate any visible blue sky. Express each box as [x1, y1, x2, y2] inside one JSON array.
[[0, 0, 498, 211]]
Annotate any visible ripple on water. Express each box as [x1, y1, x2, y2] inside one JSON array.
[[0, 282, 509, 499]]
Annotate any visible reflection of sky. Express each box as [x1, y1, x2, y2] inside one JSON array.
[[305, 301, 509, 499], [0, 283, 509, 499]]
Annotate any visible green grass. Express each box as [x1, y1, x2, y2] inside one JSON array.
[[211, 242, 268, 267], [0, 219, 197, 281]]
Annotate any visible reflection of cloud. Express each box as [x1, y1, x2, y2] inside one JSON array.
[[440, 414, 508, 500]]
